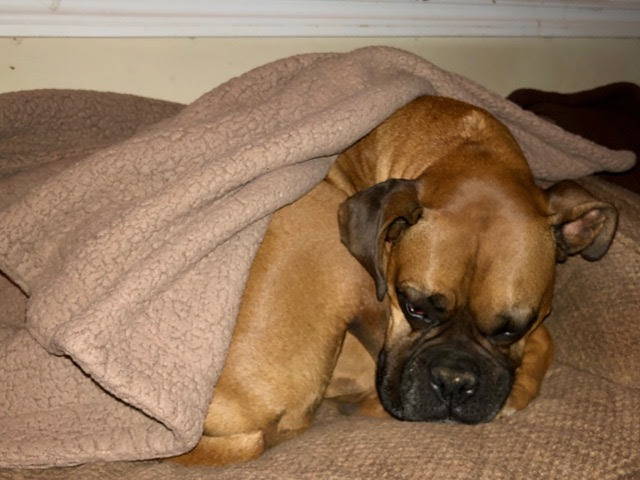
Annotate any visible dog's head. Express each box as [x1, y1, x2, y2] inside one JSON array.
[[338, 135, 617, 424]]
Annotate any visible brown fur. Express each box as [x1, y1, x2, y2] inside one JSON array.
[[170, 96, 616, 466]]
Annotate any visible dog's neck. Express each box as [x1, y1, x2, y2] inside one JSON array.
[[325, 98, 535, 199], [326, 129, 434, 196], [325, 137, 531, 200]]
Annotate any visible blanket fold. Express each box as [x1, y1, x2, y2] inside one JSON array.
[[0, 46, 635, 468]]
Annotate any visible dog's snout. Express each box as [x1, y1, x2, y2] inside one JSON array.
[[382, 342, 514, 424], [429, 362, 478, 402]]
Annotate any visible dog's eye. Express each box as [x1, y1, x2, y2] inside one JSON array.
[[488, 324, 520, 343], [488, 313, 537, 344], [400, 297, 432, 325], [396, 288, 449, 330], [491, 330, 516, 341], [405, 301, 424, 317]]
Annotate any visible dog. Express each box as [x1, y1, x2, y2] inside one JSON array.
[[170, 96, 618, 466]]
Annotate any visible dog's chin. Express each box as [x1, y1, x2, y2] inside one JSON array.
[[393, 396, 507, 424]]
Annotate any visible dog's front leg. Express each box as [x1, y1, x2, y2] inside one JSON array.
[[500, 324, 554, 416]]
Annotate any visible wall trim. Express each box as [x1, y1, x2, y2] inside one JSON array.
[[2, 0, 640, 37]]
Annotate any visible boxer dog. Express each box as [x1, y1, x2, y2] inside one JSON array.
[[171, 96, 617, 465]]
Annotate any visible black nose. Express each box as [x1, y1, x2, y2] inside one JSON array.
[[429, 363, 478, 403]]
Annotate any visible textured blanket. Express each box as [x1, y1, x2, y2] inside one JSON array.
[[0, 46, 635, 468]]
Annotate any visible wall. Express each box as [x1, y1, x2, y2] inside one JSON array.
[[2, 37, 640, 103]]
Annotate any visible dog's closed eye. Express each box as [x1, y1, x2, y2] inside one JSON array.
[[488, 312, 537, 344], [396, 287, 449, 330]]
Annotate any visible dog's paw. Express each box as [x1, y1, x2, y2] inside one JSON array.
[[334, 393, 391, 419], [495, 405, 518, 420], [496, 384, 533, 419], [167, 431, 265, 466]]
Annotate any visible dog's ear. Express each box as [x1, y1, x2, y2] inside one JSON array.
[[546, 180, 618, 262], [338, 179, 422, 301]]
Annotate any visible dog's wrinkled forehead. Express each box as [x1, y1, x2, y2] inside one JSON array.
[[389, 176, 557, 325]]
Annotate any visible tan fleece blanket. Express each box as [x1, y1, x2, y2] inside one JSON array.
[[0, 46, 635, 469]]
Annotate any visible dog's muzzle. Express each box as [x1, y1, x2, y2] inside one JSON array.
[[377, 342, 513, 424]]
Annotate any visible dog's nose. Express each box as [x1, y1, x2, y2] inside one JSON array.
[[429, 364, 478, 402]]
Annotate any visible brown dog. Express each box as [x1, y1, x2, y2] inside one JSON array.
[[170, 96, 617, 466]]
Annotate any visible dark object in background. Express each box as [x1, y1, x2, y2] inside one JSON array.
[[508, 82, 640, 194]]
